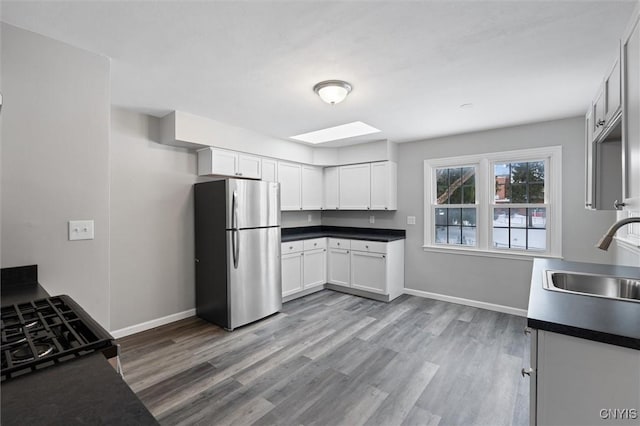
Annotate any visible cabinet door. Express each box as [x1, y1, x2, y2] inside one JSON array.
[[328, 248, 350, 286], [302, 248, 326, 288], [211, 148, 238, 176], [370, 162, 397, 210], [585, 110, 595, 210], [301, 166, 323, 210], [593, 84, 606, 140], [536, 330, 640, 426], [281, 252, 303, 297], [623, 16, 640, 207], [278, 162, 302, 211], [262, 159, 278, 182], [351, 250, 387, 294], [605, 52, 621, 122], [237, 154, 262, 179], [323, 167, 339, 210], [339, 163, 371, 210]]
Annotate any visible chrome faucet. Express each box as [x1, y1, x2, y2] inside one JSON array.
[[596, 217, 640, 250]]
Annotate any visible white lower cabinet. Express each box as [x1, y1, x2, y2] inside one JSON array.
[[350, 251, 387, 294], [284, 237, 404, 302], [281, 251, 303, 297], [303, 248, 326, 287], [528, 329, 640, 426], [328, 247, 351, 286]]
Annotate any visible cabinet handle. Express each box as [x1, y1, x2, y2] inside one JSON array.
[[585, 203, 592, 207], [524, 327, 532, 335], [367, 206, 370, 210], [347, 250, 349, 253], [289, 246, 293, 249], [366, 245, 369, 249], [385, 207, 388, 210], [314, 243, 317, 246], [337, 243, 340, 246], [301, 253, 304, 256], [614, 200, 626, 210], [382, 255, 386, 258], [335, 207, 339, 210], [238, 172, 243, 176], [597, 119, 606, 127], [521, 368, 533, 378]]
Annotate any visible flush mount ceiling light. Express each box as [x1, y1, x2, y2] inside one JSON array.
[[291, 121, 380, 144], [313, 80, 352, 105]]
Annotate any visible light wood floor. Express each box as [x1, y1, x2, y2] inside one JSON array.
[[118, 290, 530, 426]]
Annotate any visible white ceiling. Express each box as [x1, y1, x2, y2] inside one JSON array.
[[2, 1, 637, 146]]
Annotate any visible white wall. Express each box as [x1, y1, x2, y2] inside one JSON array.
[[109, 108, 197, 330], [322, 117, 618, 310], [0, 24, 111, 326]]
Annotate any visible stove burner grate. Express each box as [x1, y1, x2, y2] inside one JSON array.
[[1, 296, 115, 381]]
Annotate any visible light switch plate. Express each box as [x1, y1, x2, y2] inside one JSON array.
[[69, 220, 94, 241], [407, 216, 416, 225]]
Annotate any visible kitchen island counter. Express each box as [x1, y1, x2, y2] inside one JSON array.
[[528, 258, 640, 350]]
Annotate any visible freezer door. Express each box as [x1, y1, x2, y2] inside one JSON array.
[[226, 179, 280, 229], [227, 226, 282, 329]]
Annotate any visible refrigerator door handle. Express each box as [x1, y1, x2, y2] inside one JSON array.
[[232, 190, 239, 268]]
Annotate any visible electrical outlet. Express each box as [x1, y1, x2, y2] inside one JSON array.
[[307, 214, 312, 222], [69, 220, 94, 241], [369, 216, 375, 224], [407, 216, 416, 225]]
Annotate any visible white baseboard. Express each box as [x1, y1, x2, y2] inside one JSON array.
[[110, 308, 196, 339], [403, 288, 527, 317]]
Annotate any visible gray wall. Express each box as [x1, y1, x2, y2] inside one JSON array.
[[110, 108, 197, 330], [282, 211, 321, 228], [0, 24, 111, 326], [323, 117, 617, 310]]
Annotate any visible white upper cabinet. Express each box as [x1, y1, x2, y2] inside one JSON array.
[[323, 166, 339, 210], [197, 147, 261, 179], [370, 161, 397, 210], [261, 158, 278, 182], [237, 154, 262, 179], [278, 162, 302, 211], [301, 165, 324, 210], [339, 163, 371, 210], [605, 52, 622, 122], [623, 15, 640, 208]]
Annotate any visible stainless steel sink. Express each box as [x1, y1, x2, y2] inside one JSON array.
[[543, 270, 640, 303]]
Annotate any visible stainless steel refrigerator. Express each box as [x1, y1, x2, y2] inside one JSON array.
[[194, 179, 282, 331]]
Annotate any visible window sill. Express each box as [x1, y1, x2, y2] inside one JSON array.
[[614, 236, 640, 253], [422, 245, 563, 261]]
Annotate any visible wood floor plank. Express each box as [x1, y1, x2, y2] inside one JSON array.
[[119, 290, 529, 426]]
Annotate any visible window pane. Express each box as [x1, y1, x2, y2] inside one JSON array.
[[461, 208, 476, 226], [436, 166, 476, 205], [462, 227, 476, 246], [435, 226, 447, 244], [529, 208, 546, 228], [493, 207, 509, 227], [529, 183, 545, 203], [493, 227, 509, 248], [447, 226, 462, 244], [510, 228, 526, 250], [528, 229, 546, 251], [435, 208, 447, 226], [511, 208, 527, 228], [448, 208, 461, 226], [495, 161, 546, 204], [494, 164, 510, 203], [436, 169, 449, 204]]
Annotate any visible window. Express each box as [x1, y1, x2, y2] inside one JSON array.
[[424, 146, 562, 258]]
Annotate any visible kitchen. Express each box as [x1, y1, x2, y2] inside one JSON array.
[[1, 1, 639, 425]]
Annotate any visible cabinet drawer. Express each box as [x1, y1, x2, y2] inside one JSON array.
[[281, 240, 304, 254], [350, 240, 387, 254], [328, 238, 351, 249], [303, 238, 326, 251]]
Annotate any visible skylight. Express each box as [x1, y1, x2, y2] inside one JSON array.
[[290, 121, 380, 144]]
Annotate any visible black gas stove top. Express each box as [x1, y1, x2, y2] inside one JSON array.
[[1, 295, 117, 381]]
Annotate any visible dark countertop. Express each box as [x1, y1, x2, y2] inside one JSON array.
[[528, 258, 640, 350], [1, 352, 157, 425], [1, 282, 50, 307], [281, 225, 406, 242], [0, 264, 157, 425]]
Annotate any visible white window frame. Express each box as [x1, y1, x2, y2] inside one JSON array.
[[424, 146, 562, 260]]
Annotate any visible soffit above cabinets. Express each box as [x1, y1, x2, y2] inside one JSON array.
[[2, 1, 637, 145]]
